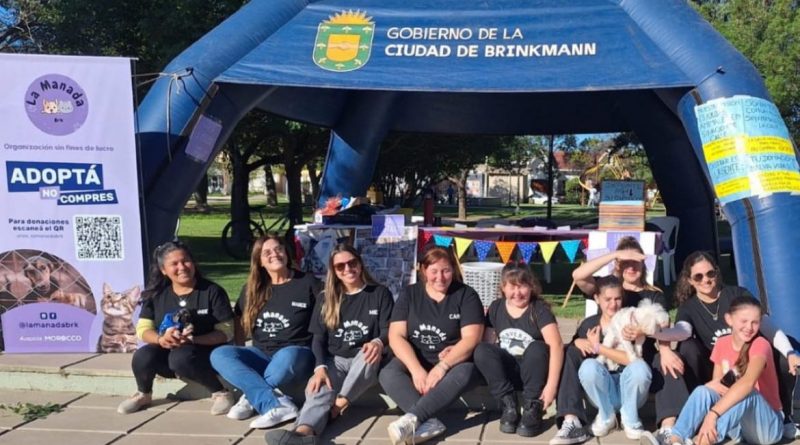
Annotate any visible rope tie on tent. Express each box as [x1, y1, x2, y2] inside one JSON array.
[[133, 68, 194, 163]]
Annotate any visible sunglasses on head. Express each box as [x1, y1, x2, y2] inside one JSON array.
[[333, 258, 359, 272], [691, 269, 718, 282]]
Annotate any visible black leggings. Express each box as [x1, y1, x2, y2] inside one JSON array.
[[131, 343, 224, 393], [379, 357, 476, 423], [679, 337, 797, 421], [473, 341, 549, 402]]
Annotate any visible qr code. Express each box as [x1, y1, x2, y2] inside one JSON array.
[[74, 215, 124, 260]]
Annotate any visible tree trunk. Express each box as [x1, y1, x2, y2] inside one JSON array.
[[194, 173, 210, 213], [264, 164, 278, 207], [307, 161, 321, 204], [285, 163, 304, 225], [455, 169, 469, 220], [228, 146, 251, 249]]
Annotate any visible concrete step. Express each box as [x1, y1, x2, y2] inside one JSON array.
[[0, 317, 580, 404]]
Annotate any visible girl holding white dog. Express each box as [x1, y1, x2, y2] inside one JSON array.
[[575, 275, 653, 440], [549, 237, 685, 445], [473, 263, 564, 437]]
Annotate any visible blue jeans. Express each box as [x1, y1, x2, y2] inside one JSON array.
[[210, 345, 314, 414], [672, 385, 783, 445], [578, 358, 652, 428]]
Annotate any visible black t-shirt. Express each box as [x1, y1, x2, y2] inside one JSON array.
[[486, 298, 556, 357], [140, 278, 234, 337], [310, 284, 394, 365], [573, 314, 602, 342], [676, 285, 752, 350], [234, 271, 321, 354], [391, 281, 484, 366]]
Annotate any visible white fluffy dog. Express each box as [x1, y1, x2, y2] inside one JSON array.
[[598, 298, 669, 371]]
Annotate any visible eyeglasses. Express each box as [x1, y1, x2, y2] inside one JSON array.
[[333, 258, 359, 272], [691, 269, 718, 282]]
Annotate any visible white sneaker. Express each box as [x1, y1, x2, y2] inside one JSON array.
[[590, 415, 617, 437], [227, 394, 255, 420], [210, 390, 235, 416], [640, 429, 683, 445], [249, 396, 298, 429], [117, 392, 152, 414], [550, 418, 591, 445], [388, 413, 418, 445], [414, 418, 446, 443], [783, 422, 800, 440], [624, 424, 645, 440]]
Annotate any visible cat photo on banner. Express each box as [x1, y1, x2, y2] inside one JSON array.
[[97, 283, 142, 353]]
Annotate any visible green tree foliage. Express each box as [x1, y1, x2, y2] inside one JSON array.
[[693, 0, 800, 140], [373, 133, 509, 218], [5, 0, 244, 77]]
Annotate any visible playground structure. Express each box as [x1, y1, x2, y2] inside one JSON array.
[[136, 0, 800, 340]]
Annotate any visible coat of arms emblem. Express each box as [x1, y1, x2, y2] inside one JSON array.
[[313, 10, 374, 72]]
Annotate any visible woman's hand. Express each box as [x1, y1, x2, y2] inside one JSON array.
[[574, 338, 595, 356], [423, 365, 447, 394], [788, 353, 800, 376], [540, 383, 557, 409], [306, 368, 332, 394], [410, 368, 428, 395], [705, 380, 728, 397], [622, 324, 644, 342], [361, 340, 383, 365], [694, 412, 719, 445], [616, 250, 646, 262], [659, 347, 685, 379], [586, 326, 601, 352], [158, 327, 183, 349]]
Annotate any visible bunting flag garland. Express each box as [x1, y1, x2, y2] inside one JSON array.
[[517, 242, 539, 264], [474, 240, 495, 262], [560, 239, 582, 263], [454, 237, 474, 259], [581, 237, 589, 249], [418, 229, 434, 252], [433, 234, 453, 248], [538, 241, 559, 264], [496, 241, 516, 264]]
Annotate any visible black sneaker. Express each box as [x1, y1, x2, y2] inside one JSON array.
[[264, 429, 318, 445], [549, 419, 591, 445], [499, 394, 519, 434], [517, 399, 544, 437]]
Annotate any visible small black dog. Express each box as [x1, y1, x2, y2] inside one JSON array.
[[158, 308, 194, 339]]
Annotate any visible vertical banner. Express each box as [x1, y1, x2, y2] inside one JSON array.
[[0, 54, 144, 353]]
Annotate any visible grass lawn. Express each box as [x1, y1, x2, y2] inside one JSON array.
[[177, 196, 734, 319]]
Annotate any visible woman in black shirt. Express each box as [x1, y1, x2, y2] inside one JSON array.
[[117, 241, 235, 416], [379, 246, 484, 445], [474, 263, 563, 437], [211, 235, 319, 429], [666, 251, 800, 439], [266, 244, 393, 445]]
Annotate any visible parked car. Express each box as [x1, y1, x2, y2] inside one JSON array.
[[530, 192, 559, 205]]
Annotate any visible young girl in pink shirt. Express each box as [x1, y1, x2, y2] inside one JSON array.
[[641, 295, 784, 445]]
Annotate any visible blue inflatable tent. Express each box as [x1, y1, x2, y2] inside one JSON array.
[[137, 0, 800, 339]]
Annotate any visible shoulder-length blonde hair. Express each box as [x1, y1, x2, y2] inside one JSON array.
[[322, 244, 376, 331], [242, 234, 293, 335], [614, 236, 661, 292], [418, 246, 463, 284]]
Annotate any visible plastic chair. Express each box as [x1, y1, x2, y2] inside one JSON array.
[[648, 216, 680, 286]]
